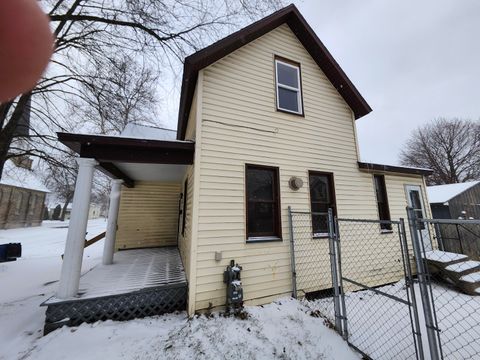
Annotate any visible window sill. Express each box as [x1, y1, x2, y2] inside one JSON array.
[[379, 230, 394, 235], [276, 107, 304, 117], [313, 232, 329, 239], [246, 236, 283, 243]]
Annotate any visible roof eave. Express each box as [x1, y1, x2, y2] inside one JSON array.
[[358, 162, 434, 176]]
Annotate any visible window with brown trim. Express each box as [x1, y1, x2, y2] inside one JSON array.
[[182, 178, 188, 236], [374, 175, 392, 230], [309, 172, 336, 237], [246, 164, 281, 241], [275, 57, 303, 115]]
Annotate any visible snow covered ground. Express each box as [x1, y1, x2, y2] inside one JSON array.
[[0, 220, 358, 360], [22, 299, 360, 360], [0, 219, 106, 360], [4, 220, 477, 360], [313, 280, 480, 359]]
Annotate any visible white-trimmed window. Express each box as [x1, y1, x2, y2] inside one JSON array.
[[275, 57, 303, 115]]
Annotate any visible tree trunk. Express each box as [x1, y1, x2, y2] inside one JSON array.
[[60, 194, 72, 221], [0, 93, 31, 179]]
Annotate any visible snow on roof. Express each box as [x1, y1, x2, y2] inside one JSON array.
[[120, 123, 177, 141], [427, 181, 480, 204], [0, 160, 50, 193]]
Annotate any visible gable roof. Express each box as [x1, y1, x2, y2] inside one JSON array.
[[427, 181, 480, 204], [176, 4, 372, 140], [0, 159, 50, 193]]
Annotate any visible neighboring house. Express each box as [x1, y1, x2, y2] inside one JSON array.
[[0, 158, 49, 229], [47, 200, 103, 220], [427, 181, 480, 220], [44, 5, 433, 330]]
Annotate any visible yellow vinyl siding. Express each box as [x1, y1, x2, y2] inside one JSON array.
[[384, 174, 432, 221], [194, 24, 374, 310], [116, 181, 181, 250], [189, 24, 429, 310]]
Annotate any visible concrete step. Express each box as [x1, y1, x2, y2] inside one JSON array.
[[423, 250, 469, 268], [423, 251, 480, 296], [444, 260, 480, 276], [458, 271, 480, 295]]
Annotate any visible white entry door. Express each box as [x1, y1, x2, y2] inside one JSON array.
[[405, 185, 432, 251]]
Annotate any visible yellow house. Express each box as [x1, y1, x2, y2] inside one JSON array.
[[45, 4, 432, 331]]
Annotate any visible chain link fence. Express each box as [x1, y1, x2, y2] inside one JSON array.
[[289, 208, 423, 359], [409, 215, 480, 360], [288, 209, 338, 327], [289, 207, 480, 359], [335, 217, 422, 360], [433, 221, 480, 260]]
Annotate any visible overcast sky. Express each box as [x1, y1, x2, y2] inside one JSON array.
[[160, 1, 480, 166], [295, 0, 480, 165]]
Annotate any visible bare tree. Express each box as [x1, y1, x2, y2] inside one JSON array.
[[400, 118, 480, 185], [0, 0, 285, 178], [42, 151, 112, 220], [42, 152, 77, 221], [71, 53, 159, 135]]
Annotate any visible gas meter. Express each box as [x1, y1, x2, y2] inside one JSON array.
[[223, 260, 243, 314]]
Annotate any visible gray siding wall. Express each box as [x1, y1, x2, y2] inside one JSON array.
[[448, 183, 480, 220], [0, 185, 46, 229]]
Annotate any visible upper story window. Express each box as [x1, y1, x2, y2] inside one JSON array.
[[275, 57, 303, 115]]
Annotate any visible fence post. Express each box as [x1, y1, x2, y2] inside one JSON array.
[[456, 224, 464, 254], [328, 208, 342, 334], [400, 218, 425, 360], [288, 206, 297, 299], [434, 223, 444, 251], [334, 215, 348, 340], [407, 207, 441, 360]]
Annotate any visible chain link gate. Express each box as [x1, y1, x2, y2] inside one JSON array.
[[289, 207, 424, 359], [408, 208, 480, 360]]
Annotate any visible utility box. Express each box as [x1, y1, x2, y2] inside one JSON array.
[[223, 260, 243, 314], [0, 243, 22, 262]]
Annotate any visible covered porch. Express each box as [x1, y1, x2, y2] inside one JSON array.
[[42, 247, 187, 333], [43, 126, 194, 333]]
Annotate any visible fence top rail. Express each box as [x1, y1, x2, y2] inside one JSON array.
[[289, 209, 402, 225], [418, 218, 480, 225], [290, 210, 328, 216], [336, 217, 401, 225]]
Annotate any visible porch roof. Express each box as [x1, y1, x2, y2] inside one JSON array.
[[58, 132, 195, 187]]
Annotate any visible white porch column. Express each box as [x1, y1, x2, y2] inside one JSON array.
[[102, 179, 123, 265], [57, 158, 98, 299]]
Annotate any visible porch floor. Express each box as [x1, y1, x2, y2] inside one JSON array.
[[42, 247, 188, 333], [46, 247, 187, 304]]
